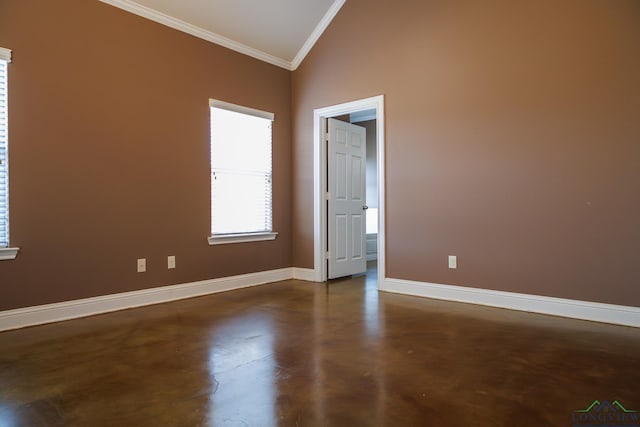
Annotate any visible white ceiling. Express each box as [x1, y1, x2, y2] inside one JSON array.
[[99, 0, 345, 70]]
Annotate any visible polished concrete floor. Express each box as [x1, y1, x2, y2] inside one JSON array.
[[1, 264, 639, 426]]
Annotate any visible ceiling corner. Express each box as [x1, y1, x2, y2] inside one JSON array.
[[290, 0, 346, 71], [98, 0, 346, 71]]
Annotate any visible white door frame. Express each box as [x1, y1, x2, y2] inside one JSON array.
[[313, 95, 385, 284]]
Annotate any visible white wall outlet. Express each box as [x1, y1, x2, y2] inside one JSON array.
[[137, 258, 146, 273], [448, 255, 457, 269], [168, 255, 176, 269]]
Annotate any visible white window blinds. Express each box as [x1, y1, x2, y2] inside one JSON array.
[[0, 48, 11, 248], [210, 100, 274, 235]]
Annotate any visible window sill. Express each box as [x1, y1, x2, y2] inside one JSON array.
[[208, 232, 278, 245], [0, 247, 19, 260]]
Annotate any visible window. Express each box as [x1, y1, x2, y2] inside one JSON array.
[[208, 99, 277, 245], [0, 47, 15, 258]]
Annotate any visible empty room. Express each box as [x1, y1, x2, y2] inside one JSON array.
[[1, 0, 639, 425]]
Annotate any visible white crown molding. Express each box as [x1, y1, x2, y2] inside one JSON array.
[[98, 0, 346, 71], [98, 0, 292, 70], [381, 277, 640, 328], [0, 267, 296, 331], [290, 0, 346, 70]]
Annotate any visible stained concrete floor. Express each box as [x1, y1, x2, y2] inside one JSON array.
[[0, 265, 639, 426]]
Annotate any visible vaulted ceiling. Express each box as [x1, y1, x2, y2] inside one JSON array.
[[99, 0, 345, 70]]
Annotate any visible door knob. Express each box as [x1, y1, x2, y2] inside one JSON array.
[[363, 205, 369, 210]]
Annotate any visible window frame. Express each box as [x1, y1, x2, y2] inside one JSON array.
[[207, 99, 277, 246], [0, 47, 18, 260]]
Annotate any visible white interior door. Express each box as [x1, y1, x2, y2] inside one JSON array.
[[328, 118, 367, 279]]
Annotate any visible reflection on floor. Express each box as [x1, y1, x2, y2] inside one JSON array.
[[1, 269, 639, 426]]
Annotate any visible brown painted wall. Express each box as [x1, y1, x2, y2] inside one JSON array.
[[292, 0, 640, 306], [1, 0, 639, 312], [0, 1, 291, 310]]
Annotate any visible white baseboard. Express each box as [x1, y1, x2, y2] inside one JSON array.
[[6, 270, 636, 331], [292, 267, 317, 282], [0, 268, 294, 332], [381, 277, 640, 328]]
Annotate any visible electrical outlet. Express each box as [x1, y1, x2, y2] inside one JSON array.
[[137, 258, 146, 273], [448, 255, 457, 269], [168, 255, 176, 269]]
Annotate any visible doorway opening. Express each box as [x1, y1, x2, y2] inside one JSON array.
[[312, 95, 385, 286]]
